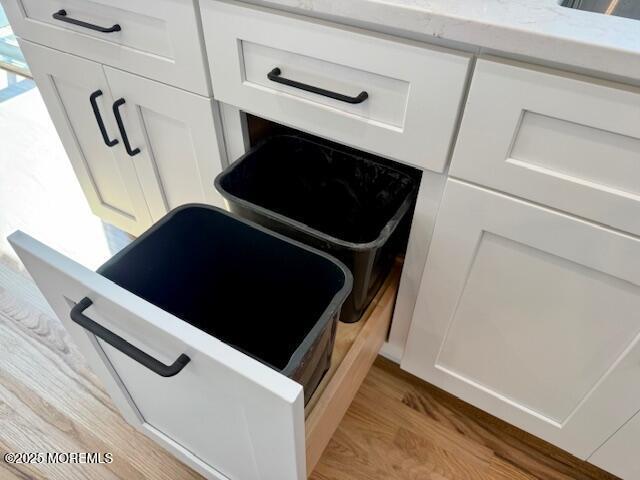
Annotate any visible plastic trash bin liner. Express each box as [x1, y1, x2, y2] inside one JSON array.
[[97, 204, 352, 404], [215, 135, 417, 323]]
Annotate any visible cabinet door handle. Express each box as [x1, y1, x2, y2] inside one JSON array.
[[112, 98, 140, 156], [89, 90, 118, 147], [70, 297, 191, 377], [267, 67, 368, 104], [52, 9, 121, 33]]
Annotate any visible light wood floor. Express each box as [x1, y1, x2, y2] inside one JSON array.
[[0, 263, 618, 480]]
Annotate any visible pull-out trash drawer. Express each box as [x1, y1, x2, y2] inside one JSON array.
[[9, 205, 400, 480]]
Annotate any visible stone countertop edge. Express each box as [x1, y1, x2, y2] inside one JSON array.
[[235, 0, 640, 85]]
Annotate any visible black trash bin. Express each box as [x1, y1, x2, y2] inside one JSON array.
[[97, 204, 352, 404], [215, 135, 417, 323]]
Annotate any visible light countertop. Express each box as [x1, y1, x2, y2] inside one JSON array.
[[243, 0, 640, 83]]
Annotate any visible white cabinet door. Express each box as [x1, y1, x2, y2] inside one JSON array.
[[20, 40, 153, 235], [9, 231, 306, 480], [589, 410, 640, 479], [2, 0, 211, 95], [103, 66, 226, 222], [402, 179, 640, 458], [450, 58, 640, 236]]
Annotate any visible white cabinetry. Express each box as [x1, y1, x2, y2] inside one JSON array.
[[20, 41, 225, 235], [590, 410, 640, 479], [201, 0, 470, 172], [402, 179, 640, 459], [450, 58, 640, 236], [2, 0, 211, 95], [102, 66, 226, 222], [10, 231, 304, 480], [21, 40, 153, 234], [10, 230, 399, 480]]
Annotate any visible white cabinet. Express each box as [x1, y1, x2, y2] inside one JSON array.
[[589, 410, 640, 479], [402, 179, 640, 459], [2, 0, 211, 95], [450, 58, 640, 236], [9, 229, 399, 480], [9, 230, 303, 480], [102, 66, 226, 223], [201, 0, 470, 172], [20, 40, 226, 235], [21, 40, 153, 234]]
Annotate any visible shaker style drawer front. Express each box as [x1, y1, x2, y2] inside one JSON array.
[[201, 0, 471, 172], [2, 0, 211, 95], [450, 58, 640, 235], [10, 231, 399, 479]]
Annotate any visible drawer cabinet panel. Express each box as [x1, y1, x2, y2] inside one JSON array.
[[2, 0, 211, 95], [241, 41, 409, 129], [402, 179, 640, 458], [201, 0, 471, 172], [450, 58, 640, 235]]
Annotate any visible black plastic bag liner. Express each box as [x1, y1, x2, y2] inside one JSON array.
[[215, 135, 417, 323], [97, 204, 352, 404]]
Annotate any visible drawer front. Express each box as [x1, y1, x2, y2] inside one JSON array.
[[102, 66, 227, 222], [201, 0, 470, 172], [10, 232, 306, 480], [20, 40, 154, 236], [2, 0, 210, 95], [450, 58, 640, 235]]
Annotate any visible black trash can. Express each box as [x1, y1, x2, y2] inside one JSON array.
[[97, 204, 352, 404], [215, 135, 417, 323]]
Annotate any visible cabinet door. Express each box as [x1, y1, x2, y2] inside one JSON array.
[[103, 66, 226, 222], [402, 179, 640, 458], [589, 410, 640, 479], [9, 231, 306, 480], [450, 58, 640, 236], [20, 40, 152, 235]]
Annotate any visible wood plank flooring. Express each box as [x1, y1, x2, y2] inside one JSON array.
[[311, 358, 618, 480], [0, 263, 619, 480]]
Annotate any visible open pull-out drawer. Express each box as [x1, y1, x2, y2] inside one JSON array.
[[9, 231, 399, 480]]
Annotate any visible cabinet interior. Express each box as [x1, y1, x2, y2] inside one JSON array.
[[243, 113, 419, 421], [244, 112, 421, 261]]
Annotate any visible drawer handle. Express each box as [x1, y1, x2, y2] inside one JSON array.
[[267, 67, 368, 104], [52, 9, 121, 33], [70, 297, 191, 377], [112, 98, 140, 157], [89, 90, 119, 147]]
